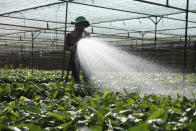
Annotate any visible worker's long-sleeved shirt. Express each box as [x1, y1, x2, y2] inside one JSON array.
[[65, 30, 90, 55]]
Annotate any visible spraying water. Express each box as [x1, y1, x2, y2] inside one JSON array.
[[77, 38, 195, 97]]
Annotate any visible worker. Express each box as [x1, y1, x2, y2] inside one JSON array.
[[65, 16, 90, 83]]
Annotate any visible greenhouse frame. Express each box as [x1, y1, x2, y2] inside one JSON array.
[[0, 0, 196, 73], [1, 1, 196, 130]]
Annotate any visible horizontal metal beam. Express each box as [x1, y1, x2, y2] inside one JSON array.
[[134, 0, 196, 14], [0, 27, 26, 32], [1, 34, 195, 46], [1, 35, 64, 42], [2, 14, 196, 34], [0, 37, 64, 44], [2, 15, 196, 36], [165, 16, 196, 24], [96, 25, 196, 37], [0, 15, 66, 25], [92, 16, 196, 27], [0, 29, 64, 37], [0, 27, 181, 40], [0, 1, 66, 16], [1, 21, 196, 40], [0, 18, 195, 37], [2, 20, 196, 34], [146, 26, 196, 33], [0, 23, 63, 32]]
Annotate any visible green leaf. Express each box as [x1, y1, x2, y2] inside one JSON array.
[[0, 125, 14, 131], [90, 125, 102, 131], [60, 121, 73, 129], [184, 123, 196, 130], [7, 107, 13, 112], [16, 123, 42, 131], [127, 98, 135, 105], [91, 98, 99, 102], [90, 99, 98, 108], [53, 90, 59, 99], [147, 109, 168, 122], [12, 112, 20, 118], [138, 103, 149, 109], [5, 84, 11, 95], [28, 106, 41, 113], [65, 92, 71, 97], [58, 106, 65, 110], [97, 111, 104, 126], [34, 96, 39, 101], [149, 105, 158, 112], [128, 123, 149, 131], [19, 96, 26, 101], [167, 106, 182, 115], [119, 110, 133, 115], [47, 112, 64, 121], [102, 91, 110, 99], [0, 88, 4, 93], [64, 87, 70, 92]]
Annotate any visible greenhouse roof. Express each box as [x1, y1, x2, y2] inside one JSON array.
[[0, 0, 196, 47]]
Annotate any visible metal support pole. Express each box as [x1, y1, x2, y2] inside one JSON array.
[[149, 16, 163, 48], [62, 1, 69, 80], [154, 22, 158, 61], [31, 32, 34, 73], [142, 34, 144, 54], [193, 42, 196, 72], [149, 16, 163, 61], [188, 36, 191, 47], [91, 27, 94, 34], [195, 41, 196, 49], [183, 0, 189, 85], [139, 31, 146, 55], [20, 42, 23, 66], [155, 19, 158, 49], [31, 31, 41, 73], [166, 0, 169, 6], [56, 10, 58, 46]]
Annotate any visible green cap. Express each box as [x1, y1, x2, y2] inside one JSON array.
[[71, 16, 90, 27]]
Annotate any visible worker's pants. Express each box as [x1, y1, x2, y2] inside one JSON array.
[[70, 54, 90, 83]]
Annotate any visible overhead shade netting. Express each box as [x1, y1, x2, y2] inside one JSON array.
[[0, 0, 59, 15], [0, 0, 196, 47]]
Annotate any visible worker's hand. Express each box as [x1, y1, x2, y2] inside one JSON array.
[[69, 44, 77, 52]]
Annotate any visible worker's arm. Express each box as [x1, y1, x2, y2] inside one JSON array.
[[65, 33, 76, 52], [83, 31, 90, 38], [69, 44, 77, 52]]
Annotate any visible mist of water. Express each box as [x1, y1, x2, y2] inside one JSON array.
[[77, 38, 195, 97]]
